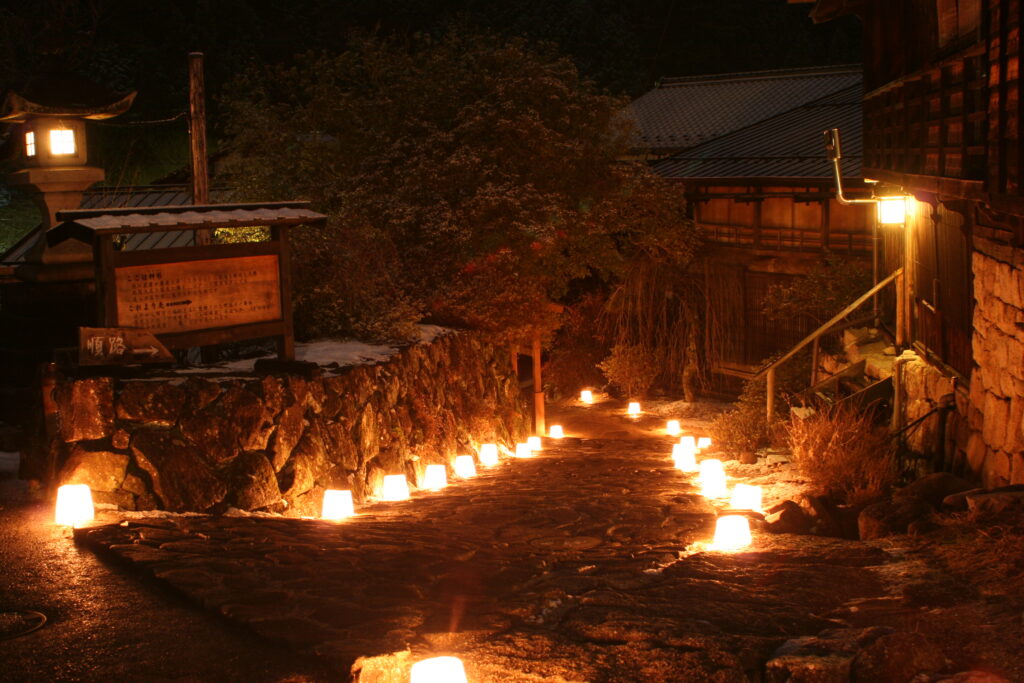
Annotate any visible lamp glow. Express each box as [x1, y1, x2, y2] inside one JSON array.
[[580, 390, 594, 404], [54, 484, 94, 527], [710, 515, 752, 551], [527, 435, 542, 451], [381, 474, 410, 501], [514, 442, 533, 458], [877, 196, 907, 225], [422, 464, 448, 491], [479, 443, 499, 467], [698, 459, 728, 498], [549, 425, 564, 438], [410, 656, 468, 683], [49, 128, 76, 155], [454, 455, 477, 479], [627, 401, 641, 417], [679, 435, 697, 450], [696, 437, 712, 450], [666, 420, 681, 436], [730, 484, 762, 512], [321, 489, 355, 520], [672, 443, 698, 472]]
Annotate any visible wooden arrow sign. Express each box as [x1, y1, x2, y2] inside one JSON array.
[[78, 327, 174, 366]]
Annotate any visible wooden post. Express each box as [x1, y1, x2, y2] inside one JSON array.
[[532, 329, 545, 435], [895, 269, 906, 347], [766, 367, 776, 423], [271, 225, 295, 360], [189, 52, 211, 244], [810, 336, 820, 387]]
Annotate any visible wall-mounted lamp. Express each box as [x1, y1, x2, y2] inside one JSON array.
[[824, 128, 910, 225]]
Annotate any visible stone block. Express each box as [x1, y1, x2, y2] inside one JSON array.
[[58, 447, 129, 492], [858, 500, 934, 540], [1013, 453, 1024, 486], [117, 381, 186, 426], [965, 432, 987, 474], [894, 472, 975, 508], [981, 393, 1009, 451], [982, 451, 1012, 488], [270, 403, 306, 471], [130, 430, 226, 511], [56, 377, 114, 442], [228, 452, 280, 511], [966, 488, 1024, 517]]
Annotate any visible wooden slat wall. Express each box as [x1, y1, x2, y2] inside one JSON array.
[[988, 0, 1022, 197]]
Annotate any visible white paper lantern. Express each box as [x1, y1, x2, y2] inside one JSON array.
[[549, 425, 564, 438], [711, 515, 752, 551], [514, 443, 533, 458], [54, 484, 94, 527], [527, 435, 542, 451], [627, 401, 641, 417], [422, 464, 448, 491], [580, 390, 594, 404], [730, 484, 762, 512], [410, 656, 468, 683], [381, 474, 410, 501], [698, 459, 727, 498], [321, 489, 355, 520], [666, 420, 681, 436], [453, 455, 477, 479], [479, 444, 499, 467], [671, 443, 698, 472], [697, 437, 712, 450]]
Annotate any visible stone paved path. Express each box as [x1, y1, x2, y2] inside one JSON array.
[[75, 403, 895, 682]]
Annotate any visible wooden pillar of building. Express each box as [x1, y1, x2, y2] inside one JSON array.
[[532, 329, 544, 435]]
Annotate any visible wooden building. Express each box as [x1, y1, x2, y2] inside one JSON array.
[[629, 66, 876, 383], [798, 0, 1024, 486]]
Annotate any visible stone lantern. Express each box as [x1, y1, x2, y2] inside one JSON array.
[[2, 72, 135, 232]]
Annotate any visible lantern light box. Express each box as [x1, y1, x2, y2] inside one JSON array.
[[671, 443, 698, 472], [711, 515, 752, 551], [410, 656, 468, 683], [381, 474, 411, 501], [422, 464, 448, 491], [527, 435, 542, 451], [580, 390, 594, 404], [679, 435, 697, 451], [549, 425, 564, 439], [54, 484, 94, 527], [479, 443, 499, 467], [453, 455, 477, 479], [730, 484, 762, 512], [321, 489, 355, 520], [666, 420, 681, 436], [514, 443, 533, 458], [698, 459, 728, 499], [627, 401, 641, 417], [697, 437, 712, 450]]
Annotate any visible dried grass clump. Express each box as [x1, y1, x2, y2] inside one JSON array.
[[786, 404, 897, 506]]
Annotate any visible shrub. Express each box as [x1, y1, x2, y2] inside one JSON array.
[[545, 293, 610, 398], [598, 343, 660, 399], [786, 403, 897, 506]]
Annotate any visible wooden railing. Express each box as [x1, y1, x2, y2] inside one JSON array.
[[758, 268, 903, 421]]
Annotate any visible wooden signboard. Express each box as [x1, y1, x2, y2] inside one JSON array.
[[79, 327, 174, 365], [114, 254, 281, 334]]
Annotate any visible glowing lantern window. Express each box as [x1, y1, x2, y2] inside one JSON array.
[[627, 401, 641, 417], [877, 196, 907, 225], [479, 443, 499, 467], [711, 515, 752, 551], [381, 474, 410, 501], [666, 420, 681, 436], [730, 484, 762, 512], [321, 489, 355, 520], [54, 484, 94, 527], [580, 390, 594, 404], [410, 656, 468, 683], [696, 437, 712, 450], [422, 464, 448, 491], [25, 131, 36, 157], [671, 443, 698, 472], [454, 455, 477, 479], [698, 459, 727, 498], [527, 436, 542, 451], [679, 435, 697, 451], [49, 128, 76, 156], [514, 442, 532, 458], [549, 425, 564, 438]]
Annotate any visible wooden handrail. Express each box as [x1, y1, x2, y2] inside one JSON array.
[[758, 267, 903, 377], [762, 267, 903, 422]]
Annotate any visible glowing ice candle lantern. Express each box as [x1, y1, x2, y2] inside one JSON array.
[[549, 425, 564, 439], [627, 401, 641, 417], [527, 435, 542, 451], [697, 437, 712, 450], [580, 390, 594, 404], [671, 443, 698, 472], [730, 484, 762, 512], [666, 420, 681, 436], [479, 443, 499, 467], [679, 435, 697, 451], [321, 489, 355, 520], [454, 455, 477, 479], [410, 656, 468, 683], [54, 484, 94, 527], [422, 464, 448, 491], [514, 442, 533, 458], [698, 459, 728, 498], [711, 514, 752, 551], [381, 474, 411, 501]]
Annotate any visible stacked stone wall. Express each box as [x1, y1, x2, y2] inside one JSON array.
[[964, 238, 1024, 486], [46, 332, 529, 514]]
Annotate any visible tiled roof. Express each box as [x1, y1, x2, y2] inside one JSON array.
[[650, 84, 862, 180], [627, 64, 862, 153]]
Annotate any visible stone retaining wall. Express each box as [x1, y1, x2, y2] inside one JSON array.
[[47, 332, 529, 514], [964, 240, 1024, 486]]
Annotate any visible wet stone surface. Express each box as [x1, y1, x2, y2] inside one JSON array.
[[77, 421, 896, 681]]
